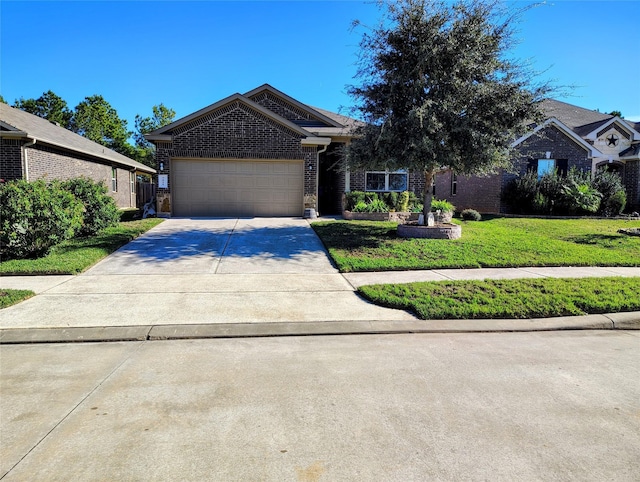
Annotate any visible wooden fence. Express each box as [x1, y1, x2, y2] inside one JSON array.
[[136, 182, 156, 208]]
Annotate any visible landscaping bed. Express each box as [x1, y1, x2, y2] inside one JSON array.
[[358, 277, 640, 320], [311, 217, 640, 272]]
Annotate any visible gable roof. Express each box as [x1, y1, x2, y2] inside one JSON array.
[[145, 92, 315, 140], [511, 117, 603, 157], [145, 84, 362, 142], [0, 103, 154, 173], [581, 117, 640, 141], [540, 99, 613, 130], [244, 84, 344, 129]]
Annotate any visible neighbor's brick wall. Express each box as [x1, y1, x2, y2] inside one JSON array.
[[26, 144, 133, 208], [624, 160, 640, 212], [155, 101, 319, 213], [0, 138, 23, 181], [435, 170, 502, 213]]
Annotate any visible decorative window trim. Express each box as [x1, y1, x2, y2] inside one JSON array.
[[365, 170, 408, 192]]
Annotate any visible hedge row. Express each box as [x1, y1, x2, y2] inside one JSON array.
[[0, 178, 120, 259]]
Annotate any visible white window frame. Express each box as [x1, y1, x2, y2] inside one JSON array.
[[111, 167, 118, 192], [365, 170, 408, 192], [130, 171, 136, 194]]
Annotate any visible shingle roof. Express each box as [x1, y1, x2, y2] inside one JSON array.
[[540, 99, 613, 130], [0, 103, 155, 173]]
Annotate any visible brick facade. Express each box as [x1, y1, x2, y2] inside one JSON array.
[[0, 138, 23, 181], [624, 160, 640, 212], [1, 142, 135, 208], [435, 171, 502, 213], [154, 101, 319, 215]]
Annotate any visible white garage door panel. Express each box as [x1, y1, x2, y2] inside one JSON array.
[[173, 160, 303, 217]]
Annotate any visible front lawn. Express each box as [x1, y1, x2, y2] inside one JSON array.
[[359, 277, 640, 320], [312, 217, 640, 272], [0, 289, 35, 309], [0, 218, 163, 275]]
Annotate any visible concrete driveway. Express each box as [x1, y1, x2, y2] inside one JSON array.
[[0, 218, 415, 330]]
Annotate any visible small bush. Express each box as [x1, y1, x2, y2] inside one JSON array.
[[351, 200, 369, 212], [398, 191, 410, 212], [593, 170, 627, 216], [61, 177, 120, 236], [364, 198, 390, 213], [431, 198, 455, 213], [0, 180, 83, 259], [461, 209, 482, 221]]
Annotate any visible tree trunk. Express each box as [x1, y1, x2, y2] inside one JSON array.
[[422, 169, 435, 224]]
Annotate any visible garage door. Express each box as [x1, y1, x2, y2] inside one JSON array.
[[172, 159, 304, 217]]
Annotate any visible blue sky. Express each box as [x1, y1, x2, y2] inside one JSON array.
[[1, 0, 639, 134]]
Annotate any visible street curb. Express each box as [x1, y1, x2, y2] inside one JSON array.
[[1, 312, 638, 344]]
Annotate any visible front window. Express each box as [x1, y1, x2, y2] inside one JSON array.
[[111, 167, 118, 192], [365, 171, 408, 192], [451, 173, 457, 196], [537, 159, 555, 178], [130, 171, 136, 193]]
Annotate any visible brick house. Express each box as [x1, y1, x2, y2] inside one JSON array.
[[434, 99, 640, 213], [0, 103, 155, 209], [144, 87, 639, 217]]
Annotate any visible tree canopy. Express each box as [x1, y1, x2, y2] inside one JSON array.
[[13, 90, 73, 129], [134, 104, 176, 167], [344, 0, 552, 216]]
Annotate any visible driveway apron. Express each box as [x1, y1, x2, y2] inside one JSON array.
[[0, 218, 415, 330]]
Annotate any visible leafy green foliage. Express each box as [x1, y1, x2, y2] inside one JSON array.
[[593, 169, 627, 216], [134, 104, 176, 167], [0, 219, 163, 275], [60, 178, 120, 236], [0, 289, 35, 309], [430, 199, 455, 213], [345, 0, 551, 215], [0, 180, 84, 259], [503, 168, 626, 216], [345, 191, 420, 212], [13, 90, 73, 129], [461, 209, 482, 221], [359, 277, 640, 319], [72, 95, 135, 157], [311, 218, 640, 272]]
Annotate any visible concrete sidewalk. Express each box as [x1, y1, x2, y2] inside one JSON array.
[[1, 266, 639, 344], [1, 218, 639, 343]]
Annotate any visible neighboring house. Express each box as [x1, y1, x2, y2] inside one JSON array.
[[144, 86, 639, 217], [0, 103, 155, 209], [434, 99, 640, 213]]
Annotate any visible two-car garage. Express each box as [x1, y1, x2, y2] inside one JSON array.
[[171, 159, 304, 217]]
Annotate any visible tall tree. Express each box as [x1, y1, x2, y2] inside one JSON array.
[[345, 0, 551, 219], [13, 90, 73, 129], [72, 95, 135, 157], [0, 94, 6, 104], [133, 104, 176, 167]]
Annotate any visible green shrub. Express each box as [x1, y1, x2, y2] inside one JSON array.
[[364, 198, 390, 213], [61, 177, 120, 236], [501, 171, 538, 213], [0, 180, 83, 259], [593, 170, 627, 216], [561, 179, 602, 214], [398, 191, 410, 212], [344, 191, 366, 211], [431, 198, 455, 213], [461, 209, 482, 221], [351, 200, 369, 212]]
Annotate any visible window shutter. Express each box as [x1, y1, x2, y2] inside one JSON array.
[[527, 158, 538, 173], [557, 159, 568, 176]]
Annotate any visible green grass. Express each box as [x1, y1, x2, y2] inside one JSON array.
[[359, 277, 640, 320], [0, 218, 163, 275], [0, 289, 35, 309], [312, 217, 640, 272]]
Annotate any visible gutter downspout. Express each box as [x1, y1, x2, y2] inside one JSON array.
[[21, 137, 37, 181]]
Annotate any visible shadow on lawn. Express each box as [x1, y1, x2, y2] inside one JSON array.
[[311, 222, 398, 250], [568, 233, 625, 245]]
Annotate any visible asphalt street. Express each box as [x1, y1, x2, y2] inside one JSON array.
[[2, 330, 638, 481]]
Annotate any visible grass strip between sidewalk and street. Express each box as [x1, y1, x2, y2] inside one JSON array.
[[358, 277, 640, 320], [312, 218, 640, 272], [0, 289, 35, 309], [0, 218, 164, 275]]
